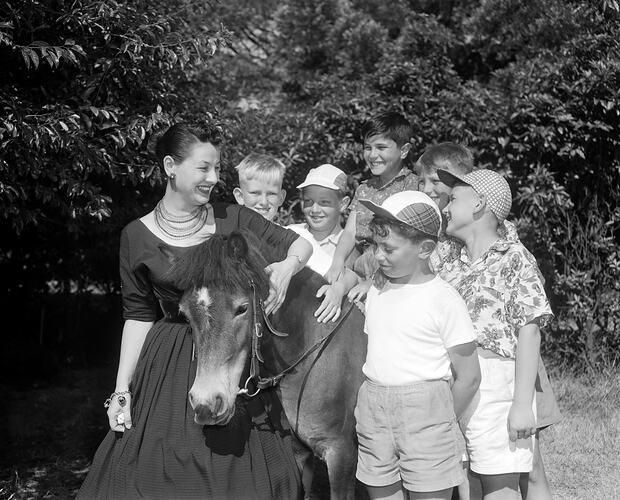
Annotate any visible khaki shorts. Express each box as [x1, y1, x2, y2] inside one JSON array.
[[355, 379, 464, 492], [461, 349, 536, 475]]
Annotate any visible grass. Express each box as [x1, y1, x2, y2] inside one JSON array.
[[1, 366, 619, 499], [543, 368, 620, 499]]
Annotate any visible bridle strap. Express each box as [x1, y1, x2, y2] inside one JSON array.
[[238, 280, 353, 397]]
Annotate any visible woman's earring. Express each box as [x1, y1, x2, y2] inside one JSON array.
[[169, 173, 176, 180]]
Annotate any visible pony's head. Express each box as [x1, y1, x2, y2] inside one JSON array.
[[168, 230, 270, 425]]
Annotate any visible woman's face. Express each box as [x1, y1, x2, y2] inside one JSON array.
[[170, 142, 221, 206]]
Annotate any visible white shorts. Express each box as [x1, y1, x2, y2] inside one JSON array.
[[460, 348, 536, 475]]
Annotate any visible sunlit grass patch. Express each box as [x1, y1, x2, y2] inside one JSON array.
[[544, 370, 620, 500]]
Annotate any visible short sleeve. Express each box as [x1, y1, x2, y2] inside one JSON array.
[[506, 247, 553, 331], [236, 206, 299, 263], [120, 227, 158, 321], [286, 224, 331, 277], [438, 285, 477, 348]]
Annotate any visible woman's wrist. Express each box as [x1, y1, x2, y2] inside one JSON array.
[[285, 254, 303, 272]]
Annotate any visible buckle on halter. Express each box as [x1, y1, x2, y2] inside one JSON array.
[[238, 375, 260, 398]]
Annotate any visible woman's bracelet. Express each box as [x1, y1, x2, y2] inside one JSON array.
[[104, 390, 131, 408]]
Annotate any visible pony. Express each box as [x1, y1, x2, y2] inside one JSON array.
[[168, 230, 367, 500]]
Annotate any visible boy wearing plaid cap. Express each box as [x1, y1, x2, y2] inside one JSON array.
[[355, 191, 481, 500], [438, 169, 553, 500]]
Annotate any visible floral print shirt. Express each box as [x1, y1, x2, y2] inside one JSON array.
[[349, 168, 419, 242], [430, 220, 520, 275], [439, 238, 553, 359]]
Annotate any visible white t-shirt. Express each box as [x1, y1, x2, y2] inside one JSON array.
[[363, 276, 476, 385], [287, 223, 343, 277]]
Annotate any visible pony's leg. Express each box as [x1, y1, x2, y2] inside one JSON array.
[[292, 437, 314, 500], [324, 438, 358, 500]]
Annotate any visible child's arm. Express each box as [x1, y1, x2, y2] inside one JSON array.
[[508, 322, 540, 441], [314, 268, 359, 323], [325, 211, 356, 283], [447, 341, 481, 420]]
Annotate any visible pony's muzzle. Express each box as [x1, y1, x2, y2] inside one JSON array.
[[188, 389, 234, 425]]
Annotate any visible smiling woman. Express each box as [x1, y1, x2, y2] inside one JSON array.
[[77, 123, 311, 500]]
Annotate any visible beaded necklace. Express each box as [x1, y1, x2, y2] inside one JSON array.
[[154, 199, 208, 239]]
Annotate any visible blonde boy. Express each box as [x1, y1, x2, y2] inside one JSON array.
[[233, 153, 287, 222]]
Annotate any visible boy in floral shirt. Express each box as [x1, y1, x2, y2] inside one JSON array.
[[437, 168, 553, 500]]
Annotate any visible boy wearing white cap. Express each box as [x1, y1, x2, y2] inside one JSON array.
[[355, 191, 481, 500], [288, 164, 361, 323], [437, 169, 553, 500]]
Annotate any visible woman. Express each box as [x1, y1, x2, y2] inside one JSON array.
[[78, 123, 311, 499]]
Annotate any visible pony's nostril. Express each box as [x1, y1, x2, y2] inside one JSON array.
[[213, 393, 224, 416], [188, 390, 195, 409]]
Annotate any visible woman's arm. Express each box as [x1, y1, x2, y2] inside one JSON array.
[[107, 319, 153, 431], [448, 341, 481, 420], [264, 236, 313, 315], [325, 211, 357, 283], [508, 322, 540, 441]]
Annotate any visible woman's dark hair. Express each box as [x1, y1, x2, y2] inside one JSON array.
[[154, 123, 223, 165], [361, 112, 413, 147], [369, 216, 438, 244]]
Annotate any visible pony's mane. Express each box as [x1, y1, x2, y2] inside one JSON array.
[[167, 230, 271, 298]]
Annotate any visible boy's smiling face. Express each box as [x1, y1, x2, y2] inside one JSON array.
[[233, 177, 286, 221], [363, 134, 410, 181], [443, 184, 479, 237], [418, 168, 452, 211], [301, 185, 348, 237]]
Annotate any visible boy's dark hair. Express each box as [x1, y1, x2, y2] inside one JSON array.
[[154, 122, 222, 165], [369, 216, 438, 244], [361, 112, 412, 147], [416, 142, 474, 175]]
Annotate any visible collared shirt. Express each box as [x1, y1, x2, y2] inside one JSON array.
[[430, 220, 520, 275], [439, 238, 553, 359], [349, 168, 419, 241], [287, 223, 344, 277]]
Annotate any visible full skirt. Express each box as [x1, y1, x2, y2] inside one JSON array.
[[77, 319, 302, 500]]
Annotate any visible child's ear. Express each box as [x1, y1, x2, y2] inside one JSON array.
[[418, 239, 436, 259], [400, 142, 412, 159], [473, 192, 487, 216], [277, 189, 286, 207], [339, 195, 351, 213], [233, 187, 245, 205]]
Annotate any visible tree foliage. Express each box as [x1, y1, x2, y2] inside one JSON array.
[[2, 0, 619, 370]]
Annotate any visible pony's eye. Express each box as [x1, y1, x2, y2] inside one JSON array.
[[235, 303, 249, 316]]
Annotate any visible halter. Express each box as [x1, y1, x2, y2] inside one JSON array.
[[237, 280, 353, 398]]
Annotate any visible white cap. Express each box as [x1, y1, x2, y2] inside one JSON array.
[[359, 191, 442, 237], [296, 164, 347, 192]]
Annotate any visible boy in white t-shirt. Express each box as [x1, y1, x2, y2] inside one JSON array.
[[288, 164, 360, 323], [356, 191, 481, 500]]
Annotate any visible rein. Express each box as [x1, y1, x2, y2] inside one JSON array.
[[237, 280, 351, 398]]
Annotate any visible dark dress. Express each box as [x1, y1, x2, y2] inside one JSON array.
[[78, 204, 303, 500]]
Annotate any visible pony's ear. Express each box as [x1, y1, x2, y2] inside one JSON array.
[[228, 232, 249, 261]]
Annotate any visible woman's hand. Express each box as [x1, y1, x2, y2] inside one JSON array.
[[107, 392, 133, 432], [314, 282, 345, 323], [264, 256, 297, 315]]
